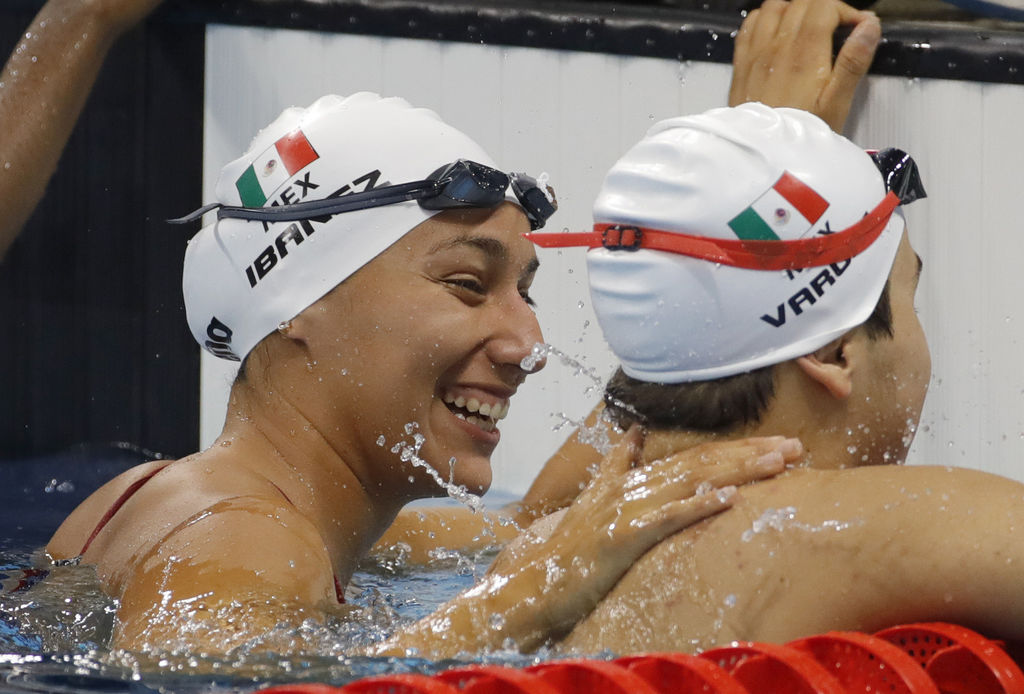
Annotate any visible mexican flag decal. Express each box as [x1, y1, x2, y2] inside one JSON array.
[[728, 171, 829, 242], [235, 129, 319, 207]]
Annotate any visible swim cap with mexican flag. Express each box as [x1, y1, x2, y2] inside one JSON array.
[[181, 93, 506, 362], [527, 103, 921, 383]]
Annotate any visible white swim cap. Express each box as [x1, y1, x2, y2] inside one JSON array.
[[181, 93, 511, 361], [528, 103, 922, 383]]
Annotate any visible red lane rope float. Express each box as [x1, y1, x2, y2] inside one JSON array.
[[876, 622, 1024, 694], [255, 623, 1024, 694], [615, 652, 750, 693], [699, 641, 846, 694], [526, 659, 661, 694], [338, 673, 460, 693], [435, 665, 562, 694], [787, 631, 939, 694]]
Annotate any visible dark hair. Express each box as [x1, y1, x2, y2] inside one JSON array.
[[604, 281, 894, 432]]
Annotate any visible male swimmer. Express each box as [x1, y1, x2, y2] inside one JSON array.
[[526, 103, 1024, 654]]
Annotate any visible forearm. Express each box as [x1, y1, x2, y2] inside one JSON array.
[[376, 530, 603, 658], [518, 402, 612, 521], [0, 0, 134, 259], [372, 505, 521, 564]]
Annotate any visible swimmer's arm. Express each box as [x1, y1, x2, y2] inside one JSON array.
[[744, 466, 1024, 642], [728, 0, 881, 133], [112, 500, 341, 653], [518, 401, 613, 519], [373, 404, 613, 562], [371, 506, 521, 564], [375, 429, 794, 658], [0, 0, 163, 260], [864, 466, 1024, 640]]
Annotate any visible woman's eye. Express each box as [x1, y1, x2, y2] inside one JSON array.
[[446, 278, 486, 294]]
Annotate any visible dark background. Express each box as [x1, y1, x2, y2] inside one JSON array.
[[0, 5, 204, 461]]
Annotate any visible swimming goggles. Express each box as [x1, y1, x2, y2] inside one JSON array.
[[169, 159, 557, 231], [526, 148, 925, 271]]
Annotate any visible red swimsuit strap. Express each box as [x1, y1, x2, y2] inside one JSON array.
[[80, 463, 172, 556], [81, 465, 347, 604]]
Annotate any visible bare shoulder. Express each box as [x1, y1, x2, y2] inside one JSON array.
[[563, 464, 1024, 654], [46, 457, 176, 560], [47, 451, 319, 592], [113, 495, 339, 652], [741, 463, 1024, 515]]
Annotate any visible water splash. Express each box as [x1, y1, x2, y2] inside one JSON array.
[[741, 507, 863, 542], [522, 342, 641, 422], [384, 422, 484, 514]]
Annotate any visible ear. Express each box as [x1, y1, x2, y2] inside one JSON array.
[[275, 316, 309, 348], [795, 336, 854, 400]]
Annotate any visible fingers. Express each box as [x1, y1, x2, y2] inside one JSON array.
[[728, 0, 879, 133], [697, 447, 790, 490], [599, 423, 645, 477], [630, 485, 739, 540], [659, 435, 802, 471], [747, 0, 788, 54], [729, 9, 758, 106], [818, 13, 881, 131]]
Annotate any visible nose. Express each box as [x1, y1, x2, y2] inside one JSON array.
[[485, 293, 547, 377]]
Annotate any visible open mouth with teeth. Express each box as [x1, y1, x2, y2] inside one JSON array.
[[442, 393, 510, 433]]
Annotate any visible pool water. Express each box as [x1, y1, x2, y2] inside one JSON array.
[[0, 447, 550, 693]]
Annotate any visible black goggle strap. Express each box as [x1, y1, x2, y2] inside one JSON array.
[[167, 159, 557, 230], [869, 148, 927, 204], [167, 178, 444, 225]]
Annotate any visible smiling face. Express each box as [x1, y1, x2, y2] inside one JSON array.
[[293, 202, 544, 500]]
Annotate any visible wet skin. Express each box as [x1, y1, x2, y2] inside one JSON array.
[[280, 201, 545, 500], [558, 235, 1024, 653], [45, 202, 547, 650]]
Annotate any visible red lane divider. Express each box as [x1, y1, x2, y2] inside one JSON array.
[[256, 622, 1023, 694], [700, 641, 845, 694], [436, 665, 562, 694], [876, 622, 1024, 694], [615, 652, 750, 693], [340, 673, 460, 693], [789, 631, 939, 693], [526, 659, 660, 694]]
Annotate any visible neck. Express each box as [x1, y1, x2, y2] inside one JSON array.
[[639, 361, 860, 469], [215, 375, 405, 586]]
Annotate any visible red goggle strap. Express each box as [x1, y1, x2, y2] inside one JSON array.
[[524, 191, 901, 272]]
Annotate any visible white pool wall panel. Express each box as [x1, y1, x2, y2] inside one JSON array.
[[201, 25, 1024, 496]]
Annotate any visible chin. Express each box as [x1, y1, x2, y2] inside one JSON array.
[[409, 446, 493, 498], [443, 455, 493, 496]]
